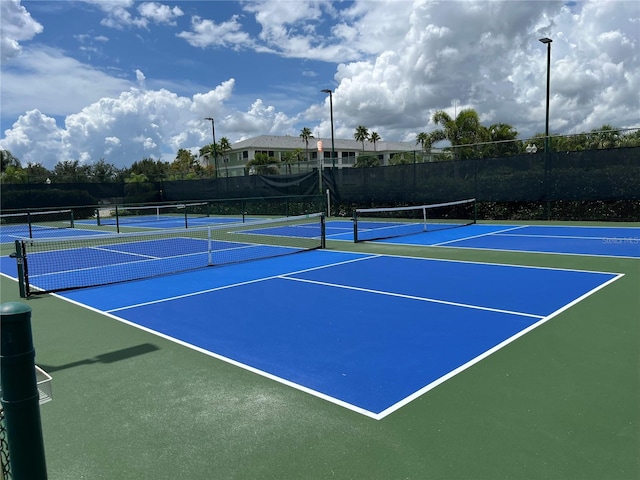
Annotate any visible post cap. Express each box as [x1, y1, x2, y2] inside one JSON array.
[[0, 302, 32, 316]]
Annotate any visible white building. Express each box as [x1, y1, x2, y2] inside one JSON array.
[[200, 135, 426, 177]]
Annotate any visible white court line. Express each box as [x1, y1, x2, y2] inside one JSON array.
[[60, 293, 382, 420], [430, 243, 640, 260], [35, 250, 626, 421], [330, 246, 625, 275], [279, 276, 544, 319], [90, 245, 160, 260], [431, 225, 528, 246], [106, 254, 381, 313], [497, 232, 637, 241], [375, 272, 625, 419]]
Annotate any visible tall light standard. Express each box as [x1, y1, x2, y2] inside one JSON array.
[[321, 89, 335, 169], [204, 117, 217, 176], [539, 37, 552, 218], [539, 38, 552, 154]]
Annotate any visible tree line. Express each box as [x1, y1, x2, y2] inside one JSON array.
[[414, 109, 639, 161], [2, 108, 638, 183]]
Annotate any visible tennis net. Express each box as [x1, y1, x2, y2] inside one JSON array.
[[96, 202, 209, 230], [1, 209, 75, 242], [14, 213, 325, 297], [353, 198, 476, 242]]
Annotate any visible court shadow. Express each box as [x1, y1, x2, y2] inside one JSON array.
[[39, 343, 160, 373]]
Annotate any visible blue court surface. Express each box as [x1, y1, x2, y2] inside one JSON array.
[[48, 249, 621, 420], [325, 221, 640, 258], [76, 215, 259, 230], [0, 224, 110, 244]]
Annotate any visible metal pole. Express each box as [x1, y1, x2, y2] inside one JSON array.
[[329, 93, 335, 169], [539, 38, 552, 219], [321, 89, 335, 169], [540, 38, 552, 152], [204, 117, 218, 177], [0, 303, 48, 480]]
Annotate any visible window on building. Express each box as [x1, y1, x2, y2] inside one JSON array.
[[343, 151, 356, 164]]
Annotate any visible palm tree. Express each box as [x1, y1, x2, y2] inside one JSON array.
[[415, 132, 430, 151], [431, 109, 482, 159], [281, 149, 303, 174], [354, 125, 369, 151], [299, 127, 314, 161], [369, 131, 381, 151], [171, 148, 202, 179], [219, 137, 232, 176], [415, 132, 432, 161], [483, 123, 519, 157]]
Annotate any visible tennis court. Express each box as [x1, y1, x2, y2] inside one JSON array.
[[55, 249, 621, 419], [0, 208, 109, 244], [342, 222, 640, 258], [0, 212, 638, 479], [337, 199, 640, 258]]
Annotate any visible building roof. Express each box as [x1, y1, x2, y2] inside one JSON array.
[[229, 135, 417, 152]]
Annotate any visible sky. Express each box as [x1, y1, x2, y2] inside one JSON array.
[[1, 0, 639, 170]]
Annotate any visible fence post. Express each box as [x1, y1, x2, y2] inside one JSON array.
[[0, 302, 48, 480]]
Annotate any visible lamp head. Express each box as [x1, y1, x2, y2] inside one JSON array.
[[539, 37, 552, 44]]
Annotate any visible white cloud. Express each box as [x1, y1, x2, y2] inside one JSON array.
[[0, 110, 64, 167], [177, 15, 254, 50], [178, 1, 365, 61], [100, 5, 149, 30], [136, 69, 147, 89], [316, 0, 640, 141], [0, 45, 132, 119], [83, 0, 184, 29], [137, 2, 184, 26], [1, 0, 639, 171], [0, 0, 43, 63], [0, 79, 297, 169]]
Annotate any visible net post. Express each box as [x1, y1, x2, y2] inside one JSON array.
[[422, 206, 428, 232], [115, 205, 121, 234], [326, 189, 331, 217], [69, 209, 75, 228], [352, 211, 359, 243], [473, 198, 478, 224], [207, 227, 213, 266], [320, 213, 326, 249], [27, 211, 33, 239], [12, 241, 28, 299], [96, 208, 101, 226], [0, 303, 48, 480]]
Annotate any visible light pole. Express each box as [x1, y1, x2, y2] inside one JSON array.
[[321, 89, 335, 169], [539, 37, 552, 218], [539, 38, 552, 154], [204, 117, 217, 176]]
